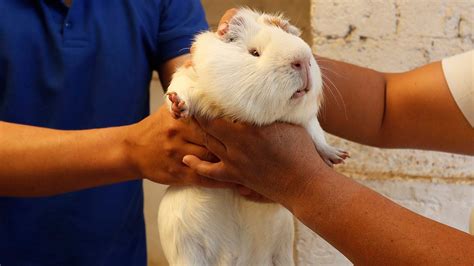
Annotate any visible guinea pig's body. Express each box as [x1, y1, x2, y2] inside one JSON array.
[[159, 187, 295, 266], [158, 9, 347, 266]]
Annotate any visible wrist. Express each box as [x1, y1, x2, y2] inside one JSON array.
[[278, 161, 333, 214], [111, 125, 143, 181]]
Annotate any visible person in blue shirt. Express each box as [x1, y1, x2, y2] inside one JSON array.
[[0, 0, 226, 265]]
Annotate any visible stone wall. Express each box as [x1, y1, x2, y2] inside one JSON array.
[[312, 0, 473, 71]]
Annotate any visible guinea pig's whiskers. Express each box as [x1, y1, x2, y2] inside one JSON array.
[[321, 74, 348, 121], [320, 77, 337, 114], [318, 65, 345, 78], [321, 75, 346, 114], [319, 66, 345, 103]]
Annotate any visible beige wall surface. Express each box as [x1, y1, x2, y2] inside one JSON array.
[[145, 1, 474, 265]]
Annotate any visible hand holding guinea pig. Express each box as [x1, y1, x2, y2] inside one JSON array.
[[183, 118, 331, 207], [125, 104, 232, 189]]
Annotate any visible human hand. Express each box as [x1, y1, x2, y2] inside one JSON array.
[[161, 97, 272, 201], [124, 104, 233, 188], [182, 118, 332, 204]]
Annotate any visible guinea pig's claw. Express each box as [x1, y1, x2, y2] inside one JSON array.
[[319, 147, 349, 166], [338, 150, 350, 159], [166, 92, 189, 119]]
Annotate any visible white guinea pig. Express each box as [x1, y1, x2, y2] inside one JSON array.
[[158, 8, 348, 266]]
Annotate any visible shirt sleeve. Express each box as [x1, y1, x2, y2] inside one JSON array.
[[156, 0, 208, 65], [441, 50, 474, 127]]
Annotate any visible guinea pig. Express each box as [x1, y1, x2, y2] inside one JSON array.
[[158, 8, 348, 266]]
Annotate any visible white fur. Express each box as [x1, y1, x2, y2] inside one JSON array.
[[158, 8, 343, 266]]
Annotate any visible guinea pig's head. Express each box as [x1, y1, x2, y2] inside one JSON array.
[[192, 8, 323, 124]]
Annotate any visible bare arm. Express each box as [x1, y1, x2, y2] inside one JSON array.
[[0, 122, 135, 196], [183, 119, 474, 265], [318, 58, 473, 155], [295, 166, 474, 265], [0, 54, 226, 197]]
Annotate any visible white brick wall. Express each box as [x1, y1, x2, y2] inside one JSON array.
[[312, 0, 473, 71], [297, 0, 474, 264]]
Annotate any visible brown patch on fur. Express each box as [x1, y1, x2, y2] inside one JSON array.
[[218, 8, 238, 29], [190, 43, 196, 55], [183, 43, 196, 69], [195, 91, 225, 118], [206, 101, 225, 117], [183, 59, 193, 69], [264, 17, 290, 32]]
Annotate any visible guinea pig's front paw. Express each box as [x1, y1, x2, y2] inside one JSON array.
[[318, 145, 349, 166], [166, 92, 189, 119]]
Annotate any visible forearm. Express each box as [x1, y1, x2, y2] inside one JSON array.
[[286, 168, 474, 265], [0, 122, 137, 197]]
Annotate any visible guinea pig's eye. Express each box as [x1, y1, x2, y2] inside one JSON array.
[[249, 49, 260, 57]]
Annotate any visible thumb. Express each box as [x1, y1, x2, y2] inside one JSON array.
[[182, 155, 229, 182]]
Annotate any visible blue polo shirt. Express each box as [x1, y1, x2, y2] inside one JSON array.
[[0, 1, 207, 265]]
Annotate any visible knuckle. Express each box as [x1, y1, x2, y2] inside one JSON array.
[[164, 146, 178, 158], [198, 165, 218, 179], [197, 166, 212, 177], [166, 165, 186, 178], [167, 167, 179, 177], [210, 166, 226, 180], [165, 127, 180, 139]]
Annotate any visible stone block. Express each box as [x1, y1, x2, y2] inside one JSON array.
[[312, 0, 396, 39]]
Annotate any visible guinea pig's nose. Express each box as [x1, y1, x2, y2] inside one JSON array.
[[291, 59, 310, 70], [291, 60, 302, 70]]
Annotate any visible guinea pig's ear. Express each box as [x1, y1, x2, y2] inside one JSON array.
[[217, 21, 230, 37], [216, 12, 247, 42], [217, 8, 238, 37], [286, 24, 302, 37], [263, 15, 302, 37]]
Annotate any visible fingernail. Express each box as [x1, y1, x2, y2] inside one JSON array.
[[182, 156, 190, 165]]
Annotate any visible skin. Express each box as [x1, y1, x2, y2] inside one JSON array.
[[317, 58, 473, 154], [183, 8, 474, 265], [0, 54, 231, 197]]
